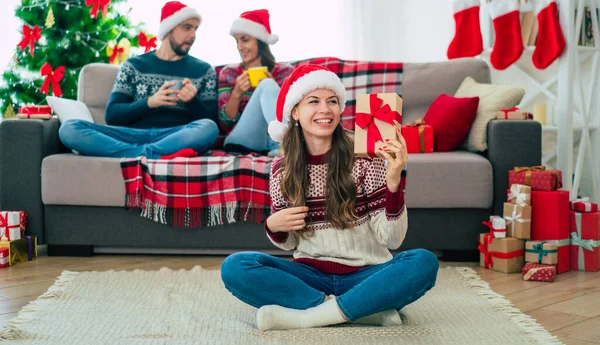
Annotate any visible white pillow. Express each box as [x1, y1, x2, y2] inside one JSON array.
[[454, 77, 525, 152], [46, 96, 95, 124]]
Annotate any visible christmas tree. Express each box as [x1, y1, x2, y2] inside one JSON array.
[[0, 0, 152, 117]]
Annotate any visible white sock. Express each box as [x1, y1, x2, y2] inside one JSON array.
[[256, 297, 347, 331], [352, 310, 403, 327]]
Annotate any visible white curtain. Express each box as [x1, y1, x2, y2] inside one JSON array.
[[341, 0, 455, 63]]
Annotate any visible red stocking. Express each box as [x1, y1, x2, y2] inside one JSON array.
[[532, 0, 566, 69], [447, 0, 483, 59], [489, 0, 524, 70]]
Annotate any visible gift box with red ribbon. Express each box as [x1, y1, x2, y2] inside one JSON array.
[[522, 263, 556, 282], [355, 93, 402, 158], [509, 166, 562, 191], [0, 211, 25, 242], [495, 107, 533, 120], [570, 197, 598, 213], [478, 233, 525, 273], [0, 248, 8, 269], [17, 105, 53, 120], [531, 190, 571, 273], [483, 216, 506, 239], [569, 210, 600, 272], [401, 118, 433, 153]]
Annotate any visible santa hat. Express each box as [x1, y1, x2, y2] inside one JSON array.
[[158, 1, 202, 41], [268, 65, 346, 143], [229, 9, 279, 45]]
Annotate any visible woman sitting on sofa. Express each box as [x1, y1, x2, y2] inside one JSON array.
[[218, 9, 293, 155], [220, 64, 439, 330]]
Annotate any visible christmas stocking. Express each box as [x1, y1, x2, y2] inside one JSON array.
[[447, 0, 483, 59], [532, 0, 566, 69], [489, 0, 524, 70]]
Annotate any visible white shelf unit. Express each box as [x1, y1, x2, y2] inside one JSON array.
[[479, 0, 600, 203]]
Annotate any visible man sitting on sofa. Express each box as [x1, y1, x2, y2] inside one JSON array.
[[59, 1, 219, 159]]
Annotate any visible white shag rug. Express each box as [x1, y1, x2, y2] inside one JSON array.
[[0, 266, 563, 345]]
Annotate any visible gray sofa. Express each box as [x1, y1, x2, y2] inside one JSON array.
[[0, 58, 541, 258]]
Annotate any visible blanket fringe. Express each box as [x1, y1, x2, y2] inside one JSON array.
[[138, 199, 269, 228], [0, 271, 80, 341], [455, 267, 564, 345]]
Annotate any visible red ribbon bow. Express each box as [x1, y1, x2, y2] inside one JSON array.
[[138, 32, 157, 53], [40, 62, 65, 97], [482, 221, 495, 241], [18, 25, 41, 57], [109, 45, 124, 63], [86, 0, 111, 18], [500, 107, 519, 119], [356, 94, 401, 157]]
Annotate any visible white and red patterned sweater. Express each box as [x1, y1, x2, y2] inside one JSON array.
[[265, 152, 408, 274]]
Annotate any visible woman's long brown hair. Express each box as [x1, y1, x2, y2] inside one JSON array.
[[279, 117, 358, 237]]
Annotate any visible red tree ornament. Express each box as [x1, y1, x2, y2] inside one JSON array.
[[40, 62, 65, 97], [18, 25, 41, 57]]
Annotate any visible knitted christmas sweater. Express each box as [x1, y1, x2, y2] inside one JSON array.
[[265, 153, 408, 274], [217, 62, 294, 132], [106, 52, 218, 129]]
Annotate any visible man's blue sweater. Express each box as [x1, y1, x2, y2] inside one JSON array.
[[105, 52, 217, 129]]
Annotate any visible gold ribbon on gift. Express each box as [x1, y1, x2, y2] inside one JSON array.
[[405, 118, 427, 153], [106, 38, 131, 65], [513, 165, 546, 186]]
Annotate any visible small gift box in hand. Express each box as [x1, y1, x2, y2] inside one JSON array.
[[354, 93, 402, 158]]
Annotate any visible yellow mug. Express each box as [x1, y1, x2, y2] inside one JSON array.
[[247, 66, 268, 87]]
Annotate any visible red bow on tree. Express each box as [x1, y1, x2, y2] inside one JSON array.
[[355, 94, 401, 157], [18, 25, 41, 57], [40, 62, 65, 97], [85, 0, 111, 19], [138, 32, 157, 53], [108, 44, 124, 64]]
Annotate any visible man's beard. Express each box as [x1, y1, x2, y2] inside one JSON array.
[[170, 38, 193, 56]]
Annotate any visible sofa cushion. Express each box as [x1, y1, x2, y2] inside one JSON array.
[[454, 76, 525, 152], [77, 63, 120, 125], [42, 154, 125, 206], [423, 94, 479, 152], [404, 151, 493, 208], [42, 152, 492, 209]]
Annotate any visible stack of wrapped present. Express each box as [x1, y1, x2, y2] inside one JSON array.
[[569, 198, 600, 272], [0, 210, 36, 268], [522, 241, 558, 282]]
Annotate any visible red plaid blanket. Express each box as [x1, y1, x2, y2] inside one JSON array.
[[121, 153, 273, 227]]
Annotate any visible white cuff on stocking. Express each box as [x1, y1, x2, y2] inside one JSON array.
[[451, 0, 480, 13], [488, 0, 519, 19]]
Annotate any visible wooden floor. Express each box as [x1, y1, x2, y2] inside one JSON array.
[[1, 255, 599, 344]]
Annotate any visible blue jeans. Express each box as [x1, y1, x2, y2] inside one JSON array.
[[59, 119, 219, 158], [221, 249, 439, 321], [223, 78, 280, 154]]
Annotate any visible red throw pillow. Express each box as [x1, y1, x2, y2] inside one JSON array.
[[422, 94, 480, 152]]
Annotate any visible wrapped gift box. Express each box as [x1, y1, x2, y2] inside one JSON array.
[[522, 263, 556, 282], [531, 190, 571, 273], [0, 211, 23, 241], [355, 93, 402, 158], [569, 211, 600, 272], [478, 234, 525, 273], [570, 198, 598, 213], [496, 108, 533, 120], [503, 203, 531, 239], [0, 248, 8, 268], [525, 241, 558, 265], [488, 216, 507, 238], [507, 184, 531, 206], [401, 119, 433, 153], [17, 105, 53, 119], [509, 166, 562, 191], [0, 239, 30, 266]]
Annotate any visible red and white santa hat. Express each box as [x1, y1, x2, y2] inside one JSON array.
[[229, 9, 279, 45], [268, 64, 346, 143], [158, 1, 202, 40]]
